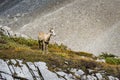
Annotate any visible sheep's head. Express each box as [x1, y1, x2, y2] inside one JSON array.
[[50, 28, 56, 36]]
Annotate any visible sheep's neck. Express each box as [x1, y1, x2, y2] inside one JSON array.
[[45, 33, 52, 42]]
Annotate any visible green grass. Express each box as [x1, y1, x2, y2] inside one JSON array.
[[106, 57, 120, 65], [99, 52, 120, 65], [0, 33, 120, 78]]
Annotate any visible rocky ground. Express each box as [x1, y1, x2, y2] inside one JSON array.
[[0, 59, 119, 80]]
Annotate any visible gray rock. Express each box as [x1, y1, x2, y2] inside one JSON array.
[[10, 59, 26, 78], [87, 75, 97, 80], [0, 59, 14, 80], [0, 25, 29, 38], [81, 75, 87, 80], [88, 69, 94, 73], [26, 62, 41, 80], [75, 69, 85, 76], [16, 60, 34, 80], [0, 59, 119, 80], [56, 71, 75, 80], [108, 76, 119, 80], [96, 73, 103, 80], [70, 68, 84, 77], [0, 25, 11, 36], [34, 62, 63, 80]]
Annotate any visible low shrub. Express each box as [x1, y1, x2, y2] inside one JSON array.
[[105, 57, 120, 65], [99, 52, 117, 58], [99, 52, 120, 65]]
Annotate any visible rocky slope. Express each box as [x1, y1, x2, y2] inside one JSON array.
[[0, 59, 119, 80], [0, 0, 120, 56]]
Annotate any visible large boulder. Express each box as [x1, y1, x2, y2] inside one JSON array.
[[0, 25, 29, 38]]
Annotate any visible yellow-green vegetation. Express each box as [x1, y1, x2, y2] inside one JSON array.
[[0, 33, 120, 78], [106, 57, 120, 65], [99, 52, 120, 65]]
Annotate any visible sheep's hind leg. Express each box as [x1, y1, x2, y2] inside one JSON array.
[[38, 40, 41, 49]]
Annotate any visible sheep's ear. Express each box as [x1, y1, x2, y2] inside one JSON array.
[[49, 28, 54, 32]]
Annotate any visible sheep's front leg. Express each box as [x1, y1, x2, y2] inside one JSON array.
[[42, 41, 45, 54], [45, 43, 48, 54]]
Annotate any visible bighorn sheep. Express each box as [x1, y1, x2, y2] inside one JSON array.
[[38, 28, 56, 53]]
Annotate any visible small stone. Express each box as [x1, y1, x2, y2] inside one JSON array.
[[75, 69, 85, 76], [96, 73, 103, 80], [108, 76, 119, 80], [64, 61, 68, 64], [87, 75, 97, 80], [81, 75, 87, 80]]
